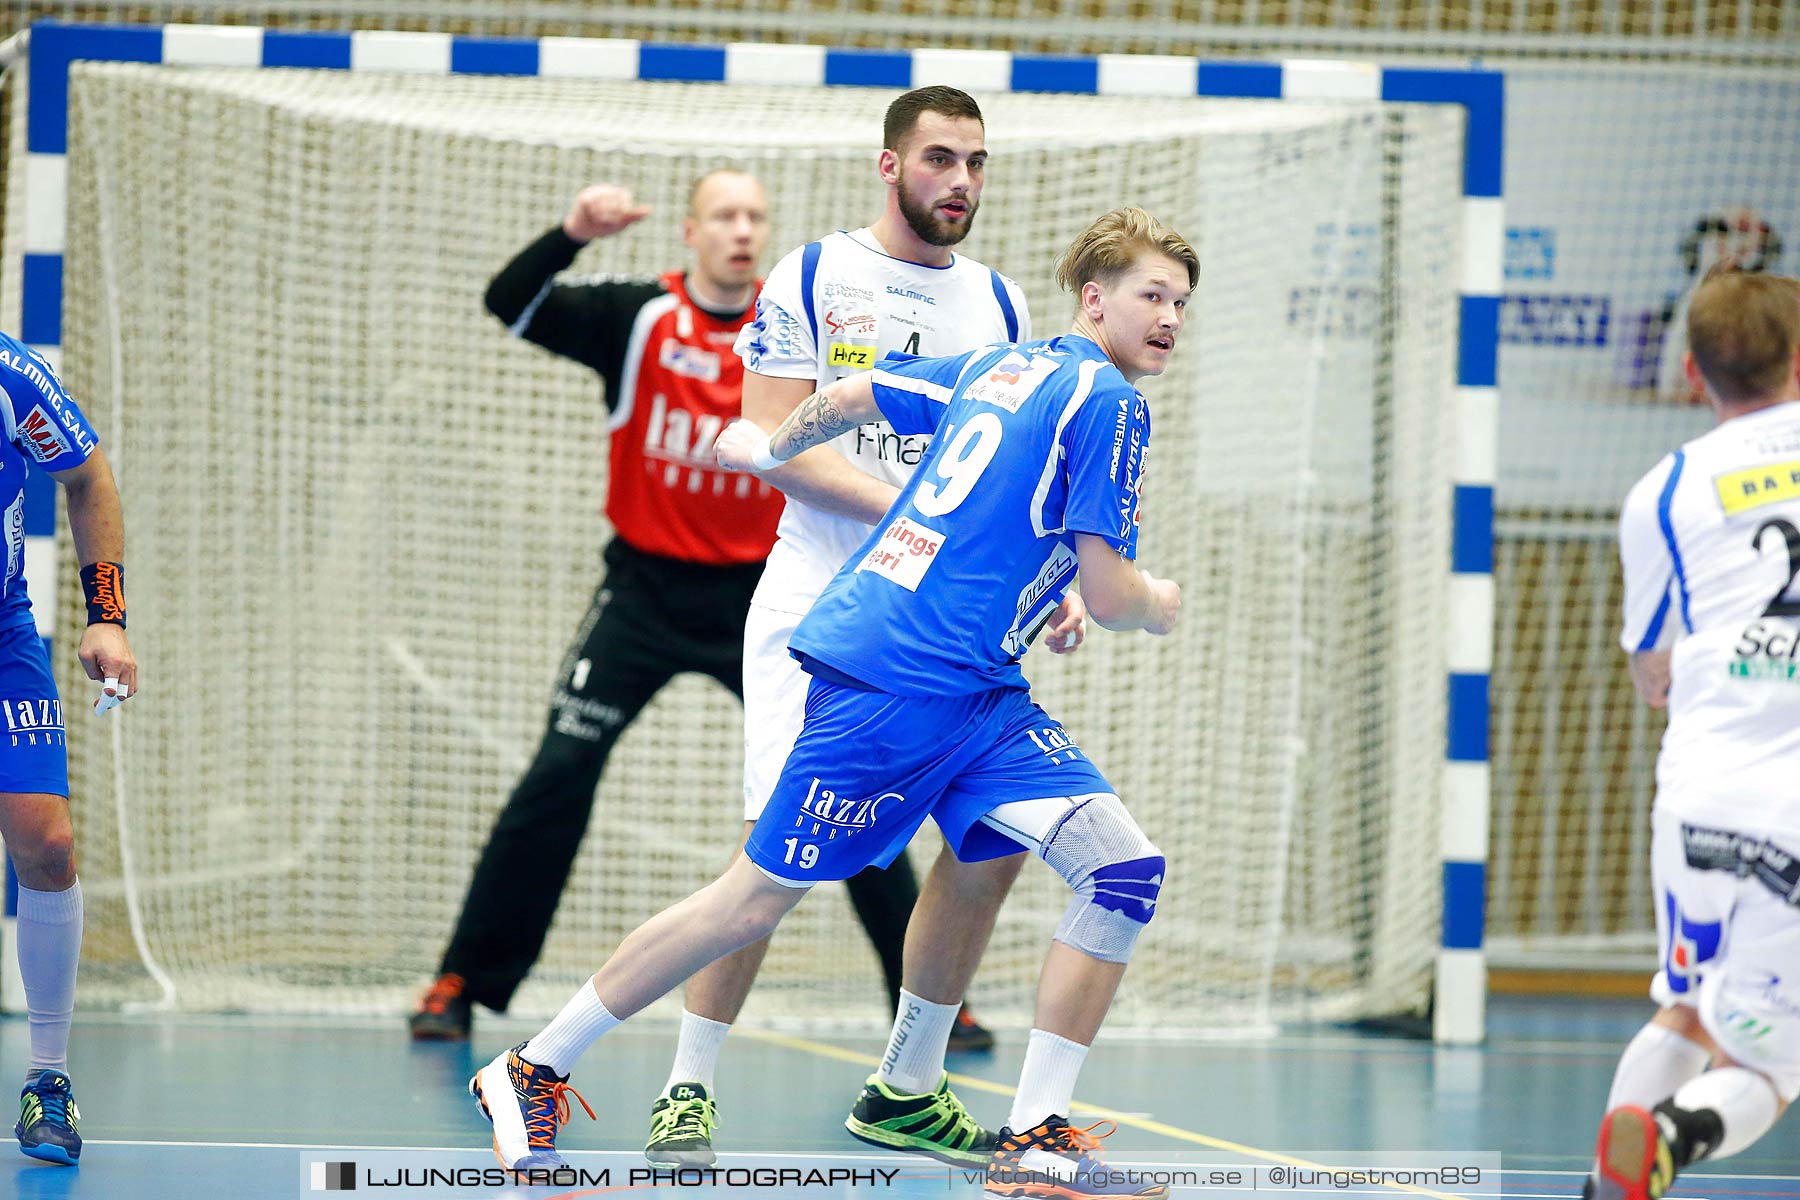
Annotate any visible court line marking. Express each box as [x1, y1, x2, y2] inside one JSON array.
[[740, 1029, 1472, 1200]]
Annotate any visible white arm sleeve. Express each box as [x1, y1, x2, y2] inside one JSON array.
[[1619, 455, 1681, 653]]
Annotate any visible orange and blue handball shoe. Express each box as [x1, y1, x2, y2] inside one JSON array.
[[983, 1115, 1168, 1199], [1589, 1106, 1677, 1200], [15, 1069, 81, 1165], [469, 1043, 594, 1173]]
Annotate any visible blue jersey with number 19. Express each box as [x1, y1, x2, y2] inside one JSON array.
[[790, 334, 1150, 697]]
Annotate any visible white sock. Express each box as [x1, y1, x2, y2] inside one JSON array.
[[17, 879, 83, 1077], [1605, 1022, 1713, 1112], [1008, 1029, 1090, 1133], [664, 1010, 731, 1093], [522, 980, 619, 1077], [1670, 1067, 1781, 1160], [876, 989, 958, 1096]]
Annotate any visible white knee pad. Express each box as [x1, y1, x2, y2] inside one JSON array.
[[1039, 793, 1165, 965]]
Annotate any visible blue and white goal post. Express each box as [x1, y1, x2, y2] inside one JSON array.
[[3, 20, 1500, 1042]]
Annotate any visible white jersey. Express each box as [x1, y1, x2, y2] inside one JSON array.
[[1620, 400, 1800, 836], [734, 227, 1029, 614]]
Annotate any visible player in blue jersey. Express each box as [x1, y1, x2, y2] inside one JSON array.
[[470, 208, 1192, 1199], [0, 331, 138, 1166]]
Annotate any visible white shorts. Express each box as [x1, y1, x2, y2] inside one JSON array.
[[1650, 806, 1800, 1100], [741, 602, 810, 820]]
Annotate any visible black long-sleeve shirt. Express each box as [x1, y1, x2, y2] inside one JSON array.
[[483, 227, 747, 404]]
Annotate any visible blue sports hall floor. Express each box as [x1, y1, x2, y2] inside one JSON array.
[[2, 995, 1795, 1199]]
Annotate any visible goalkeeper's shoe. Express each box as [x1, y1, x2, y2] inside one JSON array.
[[15, 1069, 81, 1165], [844, 1072, 995, 1166], [983, 1116, 1167, 1199], [947, 1005, 997, 1053], [409, 973, 473, 1041], [469, 1043, 594, 1173], [1589, 1106, 1677, 1200], [644, 1081, 718, 1167]]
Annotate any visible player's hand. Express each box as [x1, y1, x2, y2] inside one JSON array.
[[563, 184, 651, 243], [1043, 593, 1086, 654], [78, 622, 137, 715], [1142, 570, 1181, 636], [715, 417, 772, 474], [1629, 649, 1671, 710]]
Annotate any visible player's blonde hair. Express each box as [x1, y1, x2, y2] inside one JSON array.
[[1055, 208, 1199, 296], [1687, 269, 1800, 403]]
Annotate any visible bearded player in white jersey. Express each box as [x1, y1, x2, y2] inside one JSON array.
[[635, 85, 1085, 1168], [1589, 269, 1800, 1200]]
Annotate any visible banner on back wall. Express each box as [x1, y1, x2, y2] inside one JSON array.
[[1496, 65, 1799, 512]]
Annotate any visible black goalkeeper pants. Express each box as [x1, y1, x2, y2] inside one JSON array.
[[439, 538, 921, 1014]]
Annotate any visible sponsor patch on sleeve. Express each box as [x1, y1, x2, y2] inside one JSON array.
[[18, 405, 73, 463]]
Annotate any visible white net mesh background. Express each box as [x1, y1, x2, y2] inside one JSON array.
[[55, 62, 1460, 1030]]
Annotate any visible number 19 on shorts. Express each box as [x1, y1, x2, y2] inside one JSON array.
[[783, 839, 820, 870]]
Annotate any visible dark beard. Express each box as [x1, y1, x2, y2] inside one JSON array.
[[897, 179, 976, 248]]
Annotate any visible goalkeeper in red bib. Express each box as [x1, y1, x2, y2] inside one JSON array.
[[469, 207, 1193, 1200], [407, 171, 788, 1037]]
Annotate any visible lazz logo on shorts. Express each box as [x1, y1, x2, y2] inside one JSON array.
[[2, 698, 65, 746], [798, 778, 896, 830]]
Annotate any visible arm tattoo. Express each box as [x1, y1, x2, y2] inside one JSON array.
[[770, 386, 857, 461]]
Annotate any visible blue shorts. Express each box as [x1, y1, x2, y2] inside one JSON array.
[[0, 619, 67, 796], [745, 676, 1112, 884]]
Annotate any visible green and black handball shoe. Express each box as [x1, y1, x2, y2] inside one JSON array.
[[844, 1072, 995, 1166], [16, 1069, 81, 1165], [645, 1082, 718, 1167]]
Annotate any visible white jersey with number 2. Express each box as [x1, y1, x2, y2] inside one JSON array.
[[1619, 400, 1800, 838]]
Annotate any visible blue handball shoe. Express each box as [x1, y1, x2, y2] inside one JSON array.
[[16, 1069, 81, 1165]]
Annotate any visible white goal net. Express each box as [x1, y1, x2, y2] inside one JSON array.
[[51, 62, 1462, 1031]]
